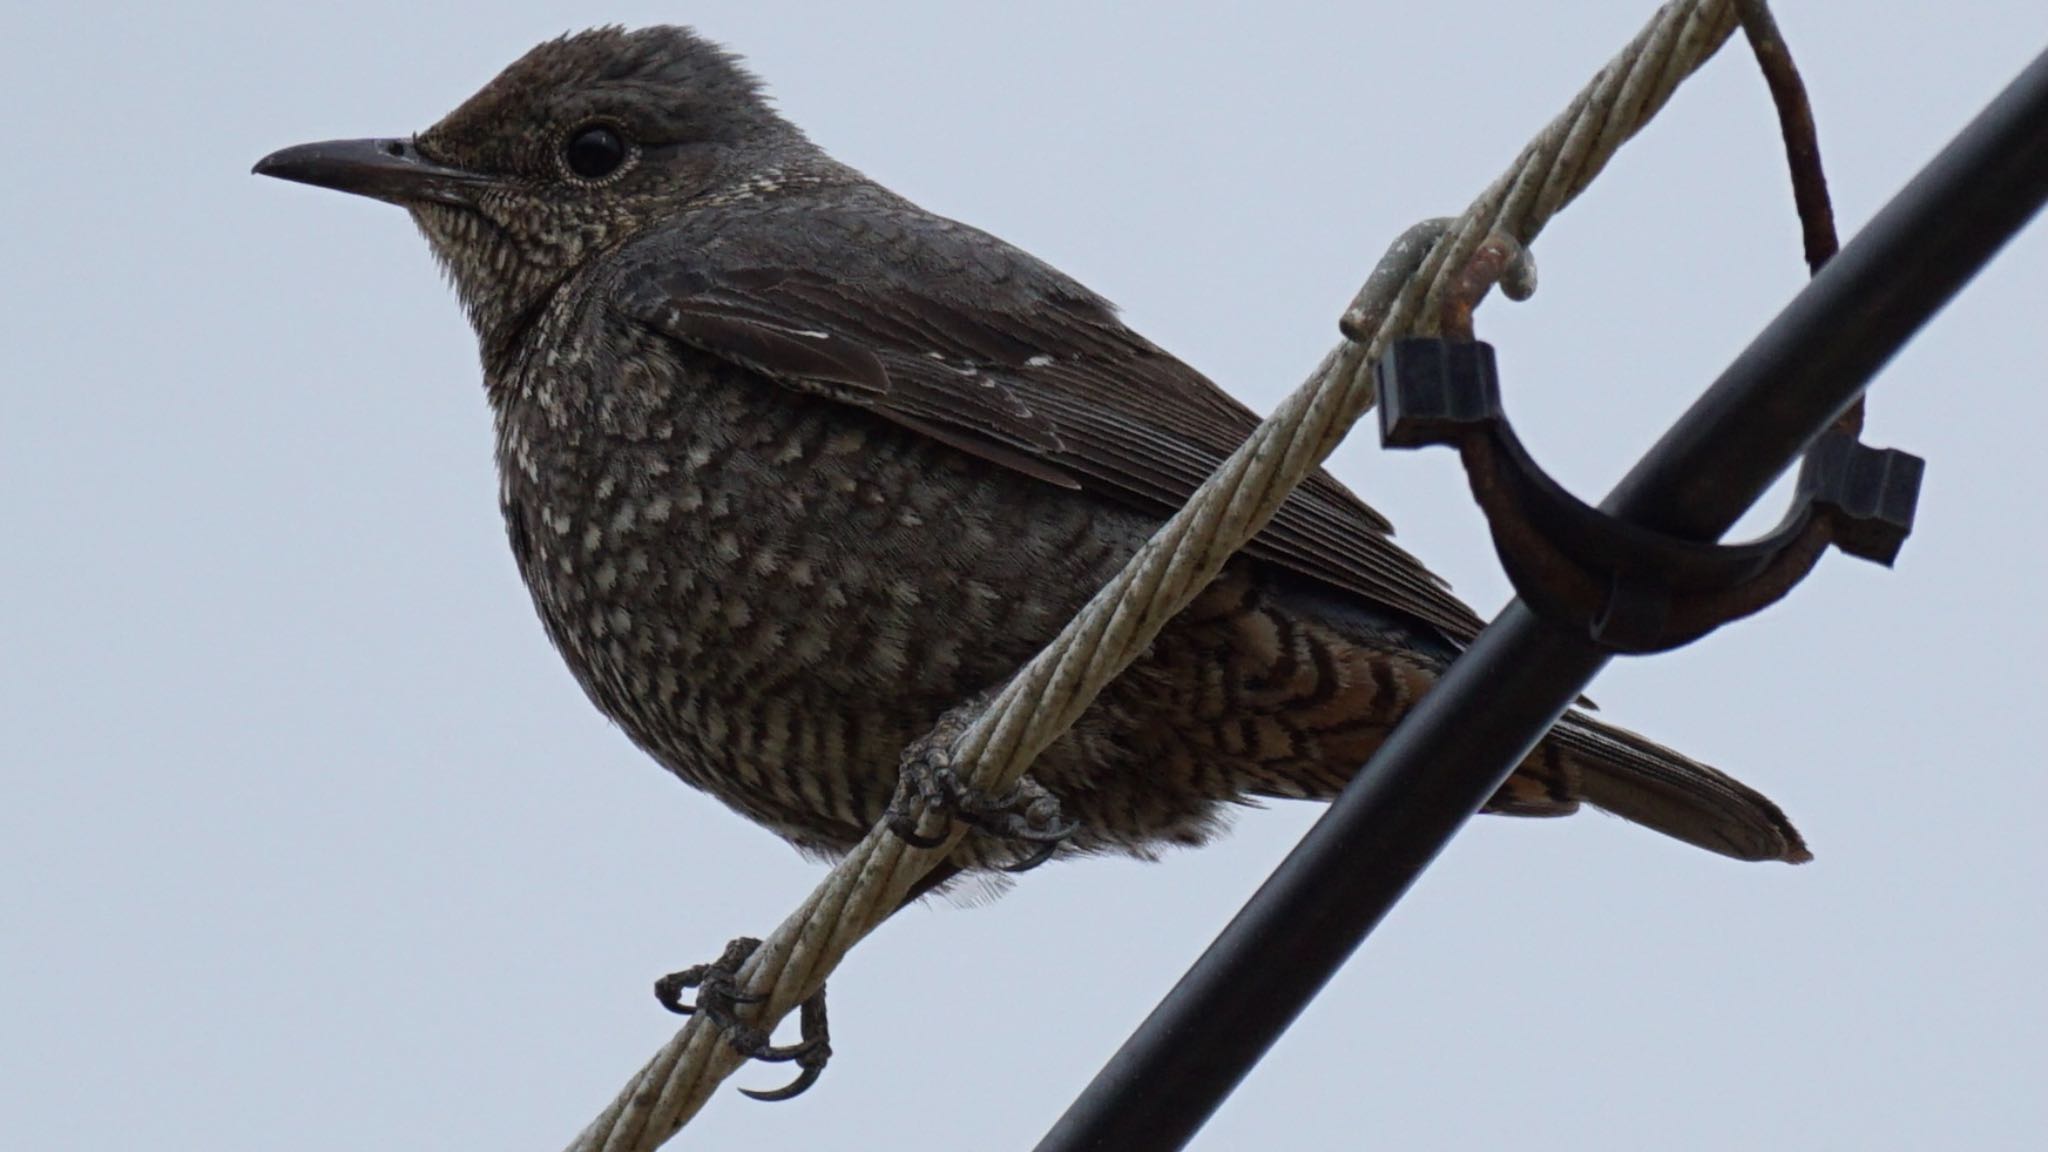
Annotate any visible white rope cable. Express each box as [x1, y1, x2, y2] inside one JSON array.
[[566, 3, 1742, 1147]]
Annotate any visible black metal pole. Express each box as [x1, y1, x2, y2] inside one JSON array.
[[1033, 44, 2048, 1152]]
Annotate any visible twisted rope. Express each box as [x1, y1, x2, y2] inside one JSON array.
[[567, 2, 1742, 1146]]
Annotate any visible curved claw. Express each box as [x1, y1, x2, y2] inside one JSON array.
[[999, 837, 1062, 874], [653, 935, 768, 1016], [653, 972, 699, 1016], [887, 810, 954, 849], [653, 936, 837, 1103], [741, 985, 831, 1102], [740, 1058, 827, 1103], [887, 732, 1079, 869]]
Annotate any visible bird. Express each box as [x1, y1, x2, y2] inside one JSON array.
[[256, 24, 1812, 1097], [255, 26, 1807, 893]]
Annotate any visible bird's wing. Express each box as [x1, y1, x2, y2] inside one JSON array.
[[611, 200, 1489, 645]]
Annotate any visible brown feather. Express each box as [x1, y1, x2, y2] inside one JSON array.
[[616, 222, 1490, 647]]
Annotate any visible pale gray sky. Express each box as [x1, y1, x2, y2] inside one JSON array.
[[4, 2, 2045, 1149]]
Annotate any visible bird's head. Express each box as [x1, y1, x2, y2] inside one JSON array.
[[256, 26, 819, 345]]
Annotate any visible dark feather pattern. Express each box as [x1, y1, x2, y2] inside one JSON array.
[[261, 20, 1813, 924], [613, 191, 1491, 648]]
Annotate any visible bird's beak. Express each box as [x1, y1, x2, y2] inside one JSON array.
[[252, 137, 488, 208]]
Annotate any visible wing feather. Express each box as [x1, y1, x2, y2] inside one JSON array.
[[610, 198, 1489, 646]]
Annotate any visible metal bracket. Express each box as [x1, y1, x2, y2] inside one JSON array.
[[1375, 338, 1924, 654]]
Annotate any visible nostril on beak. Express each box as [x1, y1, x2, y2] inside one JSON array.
[[252, 136, 480, 205]]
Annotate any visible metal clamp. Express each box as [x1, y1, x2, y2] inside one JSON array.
[[1375, 338, 1923, 654]]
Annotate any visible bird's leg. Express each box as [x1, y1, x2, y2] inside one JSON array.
[[653, 936, 832, 1102], [884, 702, 1079, 871]]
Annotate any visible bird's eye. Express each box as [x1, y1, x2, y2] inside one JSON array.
[[564, 125, 627, 180]]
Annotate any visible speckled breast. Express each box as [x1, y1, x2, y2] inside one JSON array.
[[488, 310, 1149, 854]]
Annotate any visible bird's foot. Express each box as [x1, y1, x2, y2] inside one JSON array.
[[885, 722, 1078, 872], [654, 936, 832, 1102]]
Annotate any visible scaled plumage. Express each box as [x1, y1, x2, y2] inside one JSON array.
[[257, 26, 1809, 876]]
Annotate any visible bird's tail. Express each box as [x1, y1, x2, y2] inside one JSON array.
[[1506, 712, 1811, 863]]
